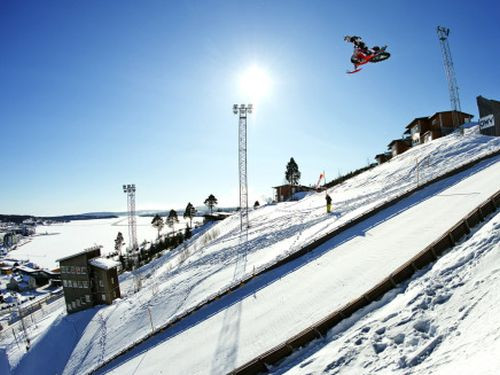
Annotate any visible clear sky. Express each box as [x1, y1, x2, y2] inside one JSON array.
[[1, 0, 499, 216]]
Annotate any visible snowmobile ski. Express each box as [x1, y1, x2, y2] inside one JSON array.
[[347, 67, 362, 74]]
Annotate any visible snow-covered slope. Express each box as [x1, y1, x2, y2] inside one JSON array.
[[274, 211, 500, 375], [4, 127, 500, 374], [97, 158, 499, 375]]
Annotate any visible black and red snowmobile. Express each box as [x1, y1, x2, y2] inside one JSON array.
[[347, 46, 390, 74], [344, 35, 390, 74]]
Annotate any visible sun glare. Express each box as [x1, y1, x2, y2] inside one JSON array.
[[239, 65, 272, 102]]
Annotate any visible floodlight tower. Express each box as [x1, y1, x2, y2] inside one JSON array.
[[437, 26, 462, 133], [233, 104, 253, 231], [122, 184, 138, 252]]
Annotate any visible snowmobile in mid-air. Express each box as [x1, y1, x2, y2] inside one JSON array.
[[344, 35, 390, 74]]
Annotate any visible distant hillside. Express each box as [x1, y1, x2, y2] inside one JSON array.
[[1, 207, 239, 224], [0, 213, 119, 224]]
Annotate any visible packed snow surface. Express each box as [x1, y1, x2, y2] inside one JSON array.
[[274, 211, 500, 375], [3, 127, 500, 374], [100, 152, 500, 374]]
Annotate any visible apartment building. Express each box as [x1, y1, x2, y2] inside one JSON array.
[[58, 245, 120, 314]]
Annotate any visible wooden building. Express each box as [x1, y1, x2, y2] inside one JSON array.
[[405, 111, 473, 147], [374, 152, 392, 165], [428, 110, 473, 136], [89, 258, 121, 305], [7, 274, 36, 292], [387, 139, 411, 157], [405, 117, 432, 146], [273, 184, 317, 203], [58, 246, 121, 314]]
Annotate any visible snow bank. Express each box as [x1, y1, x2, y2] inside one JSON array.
[[275, 211, 500, 375], [5, 127, 500, 375]]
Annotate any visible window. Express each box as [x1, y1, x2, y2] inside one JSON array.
[[83, 281, 89, 288], [67, 304, 72, 311], [63, 280, 68, 287], [69, 266, 74, 274], [85, 295, 91, 303], [111, 278, 114, 285], [78, 281, 83, 288], [72, 301, 76, 309], [80, 297, 85, 305], [81, 266, 87, 274], [113, 291, 117, 298], [99, 280, 104, 288], [76, 299, 81, 307], [102, 294, 106, 301]]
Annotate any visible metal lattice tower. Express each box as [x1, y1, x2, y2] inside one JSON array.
[[233, 104, 252, 231], [122, 184, 138, 252], [437, 26, 462, 130]]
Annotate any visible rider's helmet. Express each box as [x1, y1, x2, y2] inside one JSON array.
[[344, 35, 351, 42]]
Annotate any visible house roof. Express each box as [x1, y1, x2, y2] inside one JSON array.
[[272, 184, 316, 190], [405, 117, 429, 129], [16, 265, 40, 274], [0, 260, 20, 267], [428, 110, 474, 120], [89, 257, 120, 270], [57, 245, 102, 263], [387, 139, 409, 147]]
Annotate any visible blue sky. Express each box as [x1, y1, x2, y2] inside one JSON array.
[[1, 0, 499, 216]]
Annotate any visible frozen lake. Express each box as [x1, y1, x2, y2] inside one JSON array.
[[8, 216, 200, 270]]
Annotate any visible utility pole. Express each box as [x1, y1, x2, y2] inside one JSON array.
[[436, 26, 463, 134], [16, 299, 30, 351], [233, 104, 253, 231]]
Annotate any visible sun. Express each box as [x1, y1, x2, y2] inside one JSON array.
[[239, 65, 273, 102]]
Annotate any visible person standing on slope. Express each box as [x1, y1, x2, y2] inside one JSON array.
[[325, 193, 332, 214]]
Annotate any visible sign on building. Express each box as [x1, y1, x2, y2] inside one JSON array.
[[479, 114, 495, 130]]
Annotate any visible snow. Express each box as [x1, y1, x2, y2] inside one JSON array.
[[7, 216, 200, 270], [273, 211, 500, 375], [2, 127, 500, 374], [99, 155, 499, 375], [88, 258, 120, 270]]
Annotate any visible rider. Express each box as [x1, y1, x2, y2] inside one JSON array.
[[344, 35, 380, 55]]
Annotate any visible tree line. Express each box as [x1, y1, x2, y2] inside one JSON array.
[[111, 194, 220, 270]]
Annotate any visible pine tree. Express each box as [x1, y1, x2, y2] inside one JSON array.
[[204, 194, 218, 214], [114, 232, 125, 256], [253, 200, 260, 209], [183, 202, 196, 228], [151, 214, 164, 239], [285, 157, 301, 185], [166, 209, 179, 235], [184, 224, 192, 239]]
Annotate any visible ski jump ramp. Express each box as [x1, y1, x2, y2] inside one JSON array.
[[102, 158, 500, 375]]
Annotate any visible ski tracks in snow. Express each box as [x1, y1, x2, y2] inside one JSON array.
[[278, 213, 500, 375]]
